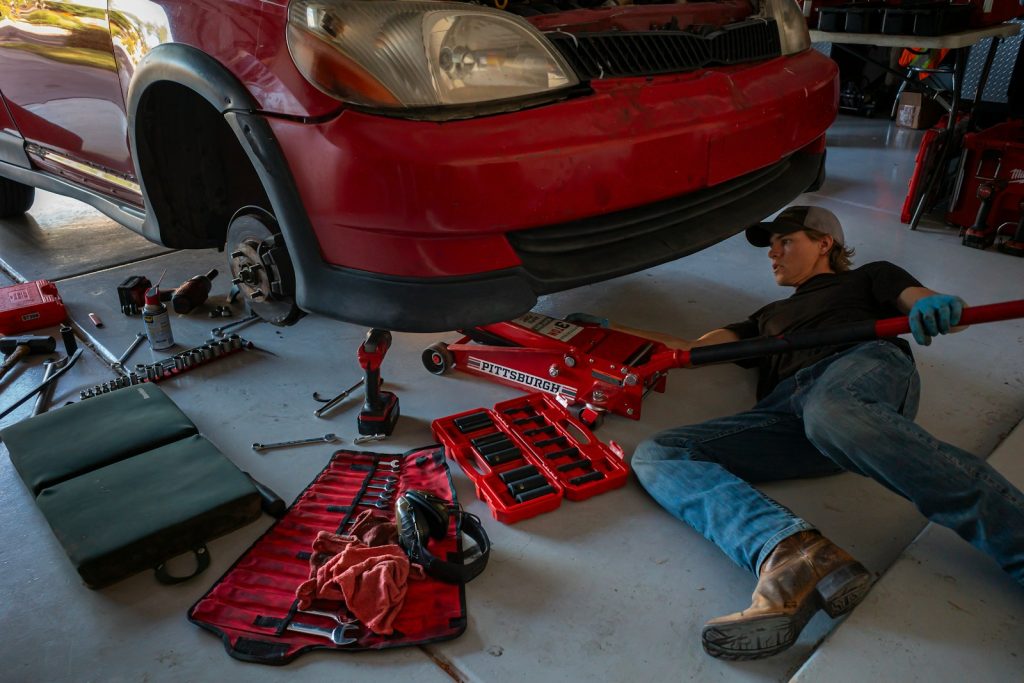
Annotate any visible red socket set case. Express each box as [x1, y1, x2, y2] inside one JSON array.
[[432, 392, 629, 524], [0, 280, 66, 334]]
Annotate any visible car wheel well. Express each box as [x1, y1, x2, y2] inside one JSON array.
[[134, 81, 270, 249]]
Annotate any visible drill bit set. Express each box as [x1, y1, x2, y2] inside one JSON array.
[[80, 334, 251, 400]]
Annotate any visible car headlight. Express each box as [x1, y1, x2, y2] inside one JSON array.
[[760, 0, 811, 56], [286, 0, 579, 111]]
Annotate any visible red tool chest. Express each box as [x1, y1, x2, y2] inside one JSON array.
[[946, 120, 1024, 248], [0, 280, 66, 334], [432, 392, 630, 524]]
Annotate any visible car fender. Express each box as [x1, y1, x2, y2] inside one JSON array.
[[126, 43, 322, 314]]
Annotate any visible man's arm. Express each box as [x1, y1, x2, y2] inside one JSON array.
[[896, 286, 968, 345]]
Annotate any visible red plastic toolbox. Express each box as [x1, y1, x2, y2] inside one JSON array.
[[0, 280, 67, 334], [432, 392, 629, 524]]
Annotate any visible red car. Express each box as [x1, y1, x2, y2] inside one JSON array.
[[0, 0, 836, 331]]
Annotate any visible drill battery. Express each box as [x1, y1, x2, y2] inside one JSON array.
[[0, 280, 67, 334], [117, 275, 152, 315]]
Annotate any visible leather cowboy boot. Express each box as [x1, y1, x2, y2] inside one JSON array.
[[702, 530, 872, 660]]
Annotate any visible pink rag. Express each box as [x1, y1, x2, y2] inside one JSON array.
[[295, 515, 424, 635]]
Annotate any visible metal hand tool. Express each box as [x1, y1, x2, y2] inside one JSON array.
[[0, 335, 55, 381], [113, 332, 146, 369], [0, 348, 83, 421], [252, 433, 339, 452], [31, 356, 66, 416], [297, 609, 355, 625], [313, 378, 365, 418], [376, 458, 402, 469], [211, 311, 260, 338], [353, 433, 387, 446], [366, 483, 395, 493], [286, 621, 358, 645], [369, 475, 398, 485], [355, 499, 389, 510]]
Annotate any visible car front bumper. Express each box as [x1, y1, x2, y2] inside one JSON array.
[[264, 49, 837, 331]]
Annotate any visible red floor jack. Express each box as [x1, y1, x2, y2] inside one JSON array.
[[423, 312, 672, 428], [357, 329, 399, 435], [424, 301, 1024, 427]]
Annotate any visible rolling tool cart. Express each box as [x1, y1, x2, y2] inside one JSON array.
[[432, 392, 630, 524], [946, 120, 1024, 253], [423, 312, 672, 428]]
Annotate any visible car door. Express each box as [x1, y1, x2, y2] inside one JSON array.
[[0, 0, 134, 188]]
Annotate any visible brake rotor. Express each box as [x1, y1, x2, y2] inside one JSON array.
[[226, 211, 302, 326]]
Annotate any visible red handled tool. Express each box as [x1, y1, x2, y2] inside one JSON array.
[[424, 300, 1024, 428], [646, 299, 1024, 373]]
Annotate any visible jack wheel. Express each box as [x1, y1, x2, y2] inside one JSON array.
[[422, 343, 453, 375], [226, 208, 302, 326]]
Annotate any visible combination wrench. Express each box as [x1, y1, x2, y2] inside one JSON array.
[[252, 433, 339, 452]]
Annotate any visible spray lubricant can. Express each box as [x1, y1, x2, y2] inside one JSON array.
[[142, 286, 174, 350]]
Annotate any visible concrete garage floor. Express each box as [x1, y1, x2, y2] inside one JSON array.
[[0, 115, 1022, 683]]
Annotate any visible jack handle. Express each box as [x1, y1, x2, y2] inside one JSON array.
[[643, 299, 1024, 374]]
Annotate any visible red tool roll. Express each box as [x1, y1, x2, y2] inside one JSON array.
[[188, 447, 468, 664]]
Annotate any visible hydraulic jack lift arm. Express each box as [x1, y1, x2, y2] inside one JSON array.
[[643, 299, 1024, 375]]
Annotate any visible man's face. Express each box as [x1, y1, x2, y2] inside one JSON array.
[[767, 230, 833, 287]]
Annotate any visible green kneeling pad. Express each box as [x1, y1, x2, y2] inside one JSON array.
[[2, 385, 261, 588]]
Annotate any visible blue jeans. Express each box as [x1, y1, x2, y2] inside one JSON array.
[[632, 341, 1024, 586]]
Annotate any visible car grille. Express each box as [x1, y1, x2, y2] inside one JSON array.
[[546, 18, 781, 80], [507, 150, 824, 292]]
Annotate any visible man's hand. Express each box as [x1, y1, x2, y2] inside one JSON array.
[[908, 294, 965, 346]]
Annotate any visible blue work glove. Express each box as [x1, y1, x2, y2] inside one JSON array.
[[908, 294, 965, 346], [565, 312, 610, 328]]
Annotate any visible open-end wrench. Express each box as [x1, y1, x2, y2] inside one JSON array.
[[252, 433, 339, 452], [353, 433, 387, 446], [297, 609, 355, 626], [287, 621, 358, 645], [355, 499, 389, 510]]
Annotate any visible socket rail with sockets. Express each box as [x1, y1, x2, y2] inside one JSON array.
[[431, 392, 629, 524], [79, 334, 252, 400]]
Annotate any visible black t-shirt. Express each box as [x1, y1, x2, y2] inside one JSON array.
[[723, 261, 921, 400]]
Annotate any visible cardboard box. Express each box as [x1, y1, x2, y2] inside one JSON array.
[[896, 91, 944, 130]]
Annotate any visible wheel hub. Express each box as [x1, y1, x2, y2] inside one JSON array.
[[226, 212, 301, 326]]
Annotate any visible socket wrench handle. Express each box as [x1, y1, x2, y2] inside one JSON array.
[[314, 378, 365, 418]]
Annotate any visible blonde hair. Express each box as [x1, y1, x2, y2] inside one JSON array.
[[804, 228, 855, 272]]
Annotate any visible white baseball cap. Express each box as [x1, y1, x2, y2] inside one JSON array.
[[745, 205, 845, 247]]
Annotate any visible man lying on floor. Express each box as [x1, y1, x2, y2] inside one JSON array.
[[605, 205, 1024, 660]]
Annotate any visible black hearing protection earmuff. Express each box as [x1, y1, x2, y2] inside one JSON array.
[[395, 489, 490, 584]]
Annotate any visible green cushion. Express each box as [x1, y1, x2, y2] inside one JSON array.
[[2, 384, 197, 496], [36, 434, 261, 588]]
